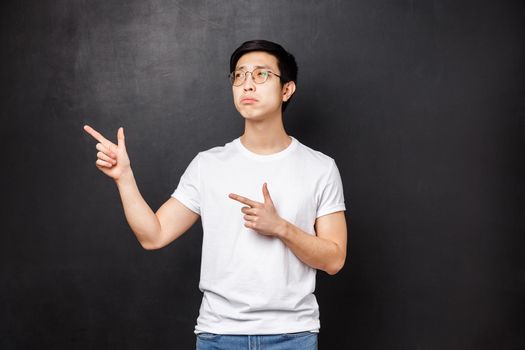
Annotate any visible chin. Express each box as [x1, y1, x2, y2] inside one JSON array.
[[238, 108, 264, 120]]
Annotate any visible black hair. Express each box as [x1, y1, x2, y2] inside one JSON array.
[[230, 40, 298, 112]]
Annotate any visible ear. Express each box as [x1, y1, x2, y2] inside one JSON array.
[[282, 81, 296, 102]]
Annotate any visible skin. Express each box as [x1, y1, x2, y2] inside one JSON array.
[[83, 50, 347, 275], [231, 51, 296, 154], [83, 125, 199, 250], [229, 51, 348, 275]]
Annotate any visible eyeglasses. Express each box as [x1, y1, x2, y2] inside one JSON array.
[[229, 68, 281, 86]]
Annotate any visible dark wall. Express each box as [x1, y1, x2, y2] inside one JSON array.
[[2, 1, 524, 349]]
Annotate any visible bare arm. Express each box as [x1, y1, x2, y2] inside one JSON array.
[[279, 211, 347, 275], [83, 125, 199, 250], [229, 183, 347, 275], [115, 171, 199, 249]]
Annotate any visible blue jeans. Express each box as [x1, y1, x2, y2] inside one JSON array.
[[196, 331, 318, 350]]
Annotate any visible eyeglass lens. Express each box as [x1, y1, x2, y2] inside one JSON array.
[[231, 69, 270, 86]]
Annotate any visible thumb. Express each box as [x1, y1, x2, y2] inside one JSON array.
[[117, 127, 126, 150], [262, 182, 274, 206]]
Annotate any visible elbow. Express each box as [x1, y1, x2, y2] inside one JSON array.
[[325, 264, 343, 276], [325, 255, 346, 275], [138, 229, 164, 250], [323, 239, 347, 275], [140, 241, 160, 250], [139, 236, 163, 250], [141, 237, 170, 250]]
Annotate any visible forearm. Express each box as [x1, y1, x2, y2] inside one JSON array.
[[278, 221, 345, 275], [115, 170, 161, 249]]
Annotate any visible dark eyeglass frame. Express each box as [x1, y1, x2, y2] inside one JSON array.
[[229, 68, 281, 86]]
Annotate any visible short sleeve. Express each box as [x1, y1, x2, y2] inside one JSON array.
[[316, 159, 346, 218], [171, 153, 201, 215]]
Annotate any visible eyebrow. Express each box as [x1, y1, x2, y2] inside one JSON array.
[[236, 65, 274, 70]]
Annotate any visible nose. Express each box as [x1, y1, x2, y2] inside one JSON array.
[[242, 72, 255, 91]]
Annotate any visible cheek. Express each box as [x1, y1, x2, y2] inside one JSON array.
[[259, 85, 282, 102], [232, 89, 241, 106], [269, 89, 284, 104]]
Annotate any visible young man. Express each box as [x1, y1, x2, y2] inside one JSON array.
[[84, 40, 347, 350]]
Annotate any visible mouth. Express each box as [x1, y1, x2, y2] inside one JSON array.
[[240, 97, 258, 104]]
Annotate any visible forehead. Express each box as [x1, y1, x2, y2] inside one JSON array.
[[235, 51, 279, 71]]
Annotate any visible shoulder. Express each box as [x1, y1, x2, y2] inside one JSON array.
[[295, 139, 337, 169], [194, 138, 237, 162]]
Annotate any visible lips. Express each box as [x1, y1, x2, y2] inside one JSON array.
[[240, 97, 258, 103]]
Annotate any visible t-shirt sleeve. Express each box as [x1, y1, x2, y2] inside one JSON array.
[[316, 159, 346, 218], [171, 153, 201, 215]]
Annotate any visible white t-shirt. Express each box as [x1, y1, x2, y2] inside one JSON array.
[[171, 135, 346, 335]]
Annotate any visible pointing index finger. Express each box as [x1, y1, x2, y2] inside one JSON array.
[[83, 125, 116, 149], [228, 193, 261, 208]]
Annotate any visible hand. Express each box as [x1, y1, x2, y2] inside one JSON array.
[[83, 125, 132, 182], [228, 182, 287, 238]]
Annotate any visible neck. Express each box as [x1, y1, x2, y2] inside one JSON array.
[[240, 111, 291, 155]]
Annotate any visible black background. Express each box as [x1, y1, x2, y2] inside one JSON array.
[[1, 1, 524, 349]]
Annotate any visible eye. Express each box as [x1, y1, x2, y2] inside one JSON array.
[[256, 70, 269, 78], [234, 71, 244, 78]]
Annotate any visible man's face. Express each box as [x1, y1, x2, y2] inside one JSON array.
[[232, 51, 294, 120]]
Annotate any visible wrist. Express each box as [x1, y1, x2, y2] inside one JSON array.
[[115, 168, 135, 187], [277, 219, 290, 239]]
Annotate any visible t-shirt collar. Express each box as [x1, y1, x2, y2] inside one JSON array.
[[234, 136, 298, 161]]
